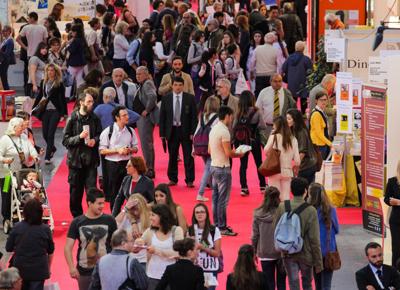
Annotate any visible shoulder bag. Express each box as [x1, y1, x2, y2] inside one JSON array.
[[31, 83, 49, 121], [258, 134, 281, 177], [324, 221, 341, 271], [118, 255, 138, 290]]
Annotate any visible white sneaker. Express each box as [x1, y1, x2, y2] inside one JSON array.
[[196, 195, 209, 202], [45, 159, 52, 164]]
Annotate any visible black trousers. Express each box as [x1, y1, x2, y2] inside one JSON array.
[[167, 126, 195, 184], [0, 178, 11, 221], [390, 222, 400, 270], [261, 260, 286, 290], [255, 75, 271, 99], [42, 110, 60, 160], [68, 166, 97, 217], [0, 63, 10, 90], [238, 138, 265, 190], [104, 159, 128, 210]]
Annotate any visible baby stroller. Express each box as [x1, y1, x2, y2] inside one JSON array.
[[3, 167, 54, 234]]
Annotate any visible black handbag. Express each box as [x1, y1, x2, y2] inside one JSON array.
[[118, 255, 138, 290], [31, 98, 48, 120]]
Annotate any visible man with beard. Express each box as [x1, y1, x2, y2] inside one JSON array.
[[356, 242, 400, 290], [63, 93, 102, 217], [158, 56, 194, 97]]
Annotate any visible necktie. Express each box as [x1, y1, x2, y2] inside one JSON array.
[[376, 269, 384, 286], [174, 95, 181, 126], [273, 89, 280, 117]]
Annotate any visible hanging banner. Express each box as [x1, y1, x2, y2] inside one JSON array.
[[361, 84, 387, 236]]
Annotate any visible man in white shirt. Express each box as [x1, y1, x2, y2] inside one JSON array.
[[99, 68, 130, 107], [209, 106, 244, 236], [99, 106, 138, 209], [256, 73, 296, 138], [16, 12, 48, 58]]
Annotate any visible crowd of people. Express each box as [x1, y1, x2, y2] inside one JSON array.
[[0, 0, 400, 290]]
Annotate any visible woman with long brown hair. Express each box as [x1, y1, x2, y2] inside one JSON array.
[[252, 186, 286, 290], [264, 115, 300, 200], [308, 183, 339, 290], [188, 203, 221, 290], [226, 244, 268, 290], [233, 90, 267, 196], [33, 63, 67, 164]]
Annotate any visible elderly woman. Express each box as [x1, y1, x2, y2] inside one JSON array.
[[0, 118, 38, 225], [113, 21, 130, 73], [112, 156, 155, 216], [0, 267, 22, 290], [6, 199, 54, 290]]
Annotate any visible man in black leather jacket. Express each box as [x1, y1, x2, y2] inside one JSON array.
[[63, 92, 102, 217]]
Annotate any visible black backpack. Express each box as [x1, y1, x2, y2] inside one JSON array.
[[233, 110, 257, 145]]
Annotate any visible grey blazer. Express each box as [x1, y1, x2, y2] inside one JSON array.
[[137, 79, 159, 125]]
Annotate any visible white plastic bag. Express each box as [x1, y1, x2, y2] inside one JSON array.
[[235, 70, 249, 95]]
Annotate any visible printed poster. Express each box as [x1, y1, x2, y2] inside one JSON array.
[[352, 78, 363, 107], [361, 84, 387, 236]]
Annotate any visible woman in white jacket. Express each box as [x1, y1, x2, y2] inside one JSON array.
[[264, 116, 300, 200]]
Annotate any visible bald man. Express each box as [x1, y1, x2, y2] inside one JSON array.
[[99, 68, 131, 107], [256, 73, 296, 137], [251, 32, 278, 98]]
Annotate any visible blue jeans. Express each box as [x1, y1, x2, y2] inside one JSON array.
[[284, 258, 313, 290], [210, 166, 232, 229], [198, 156, 211, 196], [314, 267, 333, 290]]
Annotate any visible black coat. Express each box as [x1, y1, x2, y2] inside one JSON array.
[[384, 177, 400, 224], [62, 110, 102, 168], [155, 259, 206, 290], [112, 175, 155, 216], [99, 80, 129, 106], [355, 264, 400, 290], [33, 80, 68, 115], [6, 221, 54, 281], [159, 92, 198, 140]]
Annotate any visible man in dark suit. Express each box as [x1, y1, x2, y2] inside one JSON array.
[[159, 76, 198, 187], [99, 68, 134, 108], [356, 242, 400, 290]]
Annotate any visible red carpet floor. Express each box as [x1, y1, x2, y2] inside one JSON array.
[[45, 127, 362, 289]]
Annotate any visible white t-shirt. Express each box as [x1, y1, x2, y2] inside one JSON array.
[[193, 225, 221, 272], [146, 233, 175, 279], [20, 24, 48, 57], [209, 121, 231, 167]]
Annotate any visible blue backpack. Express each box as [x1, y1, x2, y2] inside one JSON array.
[[274, 200, 310, 254]]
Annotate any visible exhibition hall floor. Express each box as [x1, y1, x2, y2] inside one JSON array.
[[5, 126, 377, 290]]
